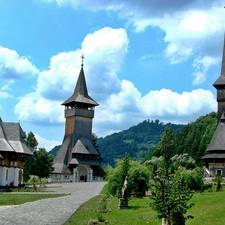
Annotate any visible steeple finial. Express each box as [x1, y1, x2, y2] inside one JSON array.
[[81, 54, 85, 67]]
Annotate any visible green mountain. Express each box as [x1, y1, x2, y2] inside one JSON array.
[[98, 120, 184, 166]]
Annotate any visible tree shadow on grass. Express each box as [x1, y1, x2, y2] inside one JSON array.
[[127, 205, 141, 210]]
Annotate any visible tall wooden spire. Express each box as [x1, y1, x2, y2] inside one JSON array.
[[213, 32, 225, 122]]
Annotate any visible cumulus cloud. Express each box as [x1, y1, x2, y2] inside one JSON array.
[[94, 83, 217, 137], [192, 56, 220, 85], [0, 46, 39, 101], [14, 93, 64, 124], [40, 0, 224, 85], [14, 25, 217, 137], [0, 46, 39, 79], [41, 0, 216, 15], [0, 82, 13, 99], [15, 27, 128, 124], [35, 133, 61, 152], [139, 89, 216, 118]]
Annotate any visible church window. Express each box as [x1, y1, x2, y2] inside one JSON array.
[[6, 169, 8, 181], [216, 169, 222, 176]]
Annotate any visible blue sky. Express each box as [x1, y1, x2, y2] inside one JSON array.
[[0, 0, 223, 150]]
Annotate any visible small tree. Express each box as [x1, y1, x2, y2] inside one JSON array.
[[171, 153, 196, 170], [145, 156, 164, 178], [150, 168, 194, 225], [107, 155, 150, 199], [178, 167, 205, 191], [108, 153, 131, 198], [31, 148, 54, 183], [129, 161, 150, 197], [216, 174, 222, 192], [149, 127, 194, 225]]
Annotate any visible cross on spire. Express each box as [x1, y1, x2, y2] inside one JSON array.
[[81, 54, 85, 67]]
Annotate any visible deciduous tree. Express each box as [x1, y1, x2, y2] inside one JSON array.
[[107, 153, 131, 198], [23, 132, 38, 182], [31, 148, 54, 183], [150, 168, 194, 225]]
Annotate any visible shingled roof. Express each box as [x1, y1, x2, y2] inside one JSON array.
[[202, 112, 225, 160], [53, 134, 100, 174], [69, 158, 100, 166], [206, 117, 225, 152], [202, 153, 225, 160], [0, 119, 32, 155], [53, 135, 72, 174], [206, 123, 225, 152], [62, 66, 98, 106], [72, 137, 99, 155]]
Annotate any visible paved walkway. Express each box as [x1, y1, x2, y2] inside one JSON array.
[[0, 182, 106, 225]]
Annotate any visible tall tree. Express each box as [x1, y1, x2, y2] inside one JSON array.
[[26, 132, 38, 151], [92, 133, 103, 163], [153, 126, 176, 177], [23, 132, 39, 182], [31, 148, 54, 182], [149, 127, 194, 225]]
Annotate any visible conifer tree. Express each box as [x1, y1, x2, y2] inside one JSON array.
[[150, 127, 194, 225], [23, 132, 38, 182]]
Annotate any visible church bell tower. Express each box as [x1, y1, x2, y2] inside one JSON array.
[[52, 55, 103, 182], [213, 33, 225, 122], [62, 56, 98, 140]]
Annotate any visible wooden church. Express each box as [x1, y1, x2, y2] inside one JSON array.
[[0, 118, 32, 187], [202, 33, 225, 177], [51, 59, 104, 182]]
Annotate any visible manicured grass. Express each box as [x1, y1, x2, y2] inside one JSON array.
[[187, 190, 225, 225], [0, 193, 68, 206], [65, 185, 225, 225]]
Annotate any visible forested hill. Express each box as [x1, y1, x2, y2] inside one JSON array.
[[172, 112, 217, 165], [98, 112, 217, 166], [98, 120, 184, 166]]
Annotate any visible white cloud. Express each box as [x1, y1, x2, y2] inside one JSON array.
[[162, 9, 223, 63], [13, 24, 217, 137], [140, 88, 216, 117], [0, 46, 39, 80], [15, 27, 128, 124], [14, 93, 64, 124], [192, 56, 220, 85], [35, 133, 61, 152], [0, 82, 13, 99], [41, 0, 217, 15], [94, 86, 217, 137], [39, 0, 224, 85]]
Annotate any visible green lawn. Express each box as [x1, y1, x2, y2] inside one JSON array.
[[65, 185, 225, 225], [0, 193, 68, 206], [187, 190, 225, 225]]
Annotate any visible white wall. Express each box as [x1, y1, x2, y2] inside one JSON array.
[[0, 166, 23, 187]]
